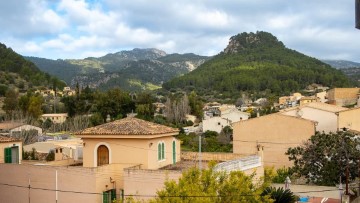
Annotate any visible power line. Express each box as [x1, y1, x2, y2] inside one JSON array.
[[0, 182, 343, 198]]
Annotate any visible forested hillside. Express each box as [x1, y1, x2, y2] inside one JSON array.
[[163, 31, 352, 97], [0, 43, 65, 96]]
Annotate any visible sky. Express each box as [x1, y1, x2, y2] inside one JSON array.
[[0, 0, 359, 62]]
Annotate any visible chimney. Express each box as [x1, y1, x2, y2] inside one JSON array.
[[257, 144, 264, 166]]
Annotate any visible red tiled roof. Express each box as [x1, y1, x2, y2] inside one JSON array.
[[0, 136, 21, 143], [77, 117, 179, 136]]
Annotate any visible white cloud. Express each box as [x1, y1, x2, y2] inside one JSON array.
[[0, 0, 358, 62]]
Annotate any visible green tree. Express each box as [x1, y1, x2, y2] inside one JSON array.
[[2, 88, 19, 116], [27, 95, 43, 119], [188, 91, 203, 120], [286, 131, 360, 186], [151, 165, 272, 203], [135, 92, 156, 120], [94, 88, 134, 122]]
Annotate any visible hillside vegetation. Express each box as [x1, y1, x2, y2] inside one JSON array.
[[27, 49, 209, 91], [0, 43, 65, 95], [163, 31, 352, 97]]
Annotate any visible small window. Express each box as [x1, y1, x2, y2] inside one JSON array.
[[56, 149, 58, 153], [158, 142, 165, 161], [218, 122, 221, 125], [60, 148, 62, 153]]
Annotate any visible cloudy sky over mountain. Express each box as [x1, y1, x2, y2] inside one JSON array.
[[0, 0, 358, 61]]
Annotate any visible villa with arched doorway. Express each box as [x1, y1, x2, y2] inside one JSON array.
[[77, 117, 180, 169]]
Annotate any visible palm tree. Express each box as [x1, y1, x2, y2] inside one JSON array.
[[261, 186, 298, 203]]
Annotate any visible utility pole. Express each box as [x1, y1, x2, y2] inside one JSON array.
[[346, 162, 349, 195], [56, 170, 58, 203], [199, 134, 202, 170], [28, 172, 30, 203]]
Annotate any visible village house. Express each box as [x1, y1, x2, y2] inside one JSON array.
[[78, 117, 180, 169], [280, 102, 348, 133], [62, 86, 76, 97], [202, 105, 250, 133], [327, 88, 360, 106], [0, 136, 22, 164], [0, 117, 265, 203], [23, 138, 83, 161], [232, 113, 316, 168], [316, 91, 328, 103], [41, 113, 68, 124], [0, 121, 42, 137], [278, 92, 302, 108], [299, 96, 318, 106], [337, 107, 360, 133]]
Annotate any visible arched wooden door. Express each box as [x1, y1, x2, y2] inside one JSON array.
[[97, 145, 109, 166]]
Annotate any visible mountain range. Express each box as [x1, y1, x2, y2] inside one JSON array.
[[321, 60, 360, 69], [163, 31, 352, 99], [26, 49, 209, 91]]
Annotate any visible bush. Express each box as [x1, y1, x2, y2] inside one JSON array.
[[273, 167, 293, 183], [46, 151, 55, 161]]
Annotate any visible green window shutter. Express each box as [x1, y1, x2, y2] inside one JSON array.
[[4, 148, 11, 163], [173, 141, 176, 164], [161, 143, 165, 160], [103, 191, 109, 203], [110, 189, 116, 201], [158, 143, 161, 160]]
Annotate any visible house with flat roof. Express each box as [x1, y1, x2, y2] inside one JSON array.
[[233, 113, 316, 168], [41, 113, 68, 124], [0, 121, 42, 137], [280, 102, 348, 133], [327, 88, 360, 106]]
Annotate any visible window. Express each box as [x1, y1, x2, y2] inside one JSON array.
[[158, 142, 165, 161]]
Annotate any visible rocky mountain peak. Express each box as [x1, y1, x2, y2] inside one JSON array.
[[223, 31, 284, 54]]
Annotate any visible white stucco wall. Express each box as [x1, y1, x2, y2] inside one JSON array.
[[221, 111, 249, 123], [202, 117, 231, 133], [281, 107, 338, 133], [10, 125, 42, 136]]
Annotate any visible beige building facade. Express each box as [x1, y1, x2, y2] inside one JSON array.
[[0, 136, 22, 164], [281, 102, 347, 133], [77, 117, 180, 169], [233, 114, 315, 168], [327, 88, 360, 106], [337, 107, 360, 132], [41, 113, 68, 124]]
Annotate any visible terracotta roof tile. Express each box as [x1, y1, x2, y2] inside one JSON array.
[[77, 117, 179, 135], [0, 136, 21, 143]]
